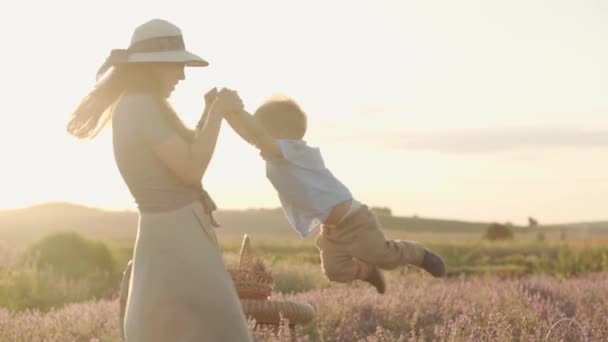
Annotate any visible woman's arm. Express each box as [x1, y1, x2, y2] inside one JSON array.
[[151, 89, 243, 185], [224, 109, 283, 158], [195, 87, 218, 131]]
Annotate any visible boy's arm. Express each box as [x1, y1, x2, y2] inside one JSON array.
[[222, 110, 257, 146], [224, 110, 283, 158]]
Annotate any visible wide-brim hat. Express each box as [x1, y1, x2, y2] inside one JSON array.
[[96, 19, 208, 80]]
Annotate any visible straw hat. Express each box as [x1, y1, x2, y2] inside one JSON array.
[[96, 18, 208, 80]]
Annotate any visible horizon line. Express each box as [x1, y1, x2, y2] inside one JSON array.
[[2, 200, 607, 227]]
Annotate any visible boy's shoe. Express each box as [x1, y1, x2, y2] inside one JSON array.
[[363, 266, 386, 294], [420, 249, 446, 277]]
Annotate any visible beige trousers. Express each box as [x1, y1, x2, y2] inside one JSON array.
[[124, 201, 252, 342], [315, 205, 426, 282]]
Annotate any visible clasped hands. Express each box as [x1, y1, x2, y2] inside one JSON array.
[[204, 87, 244, 118], [199, 87, 256, 146]]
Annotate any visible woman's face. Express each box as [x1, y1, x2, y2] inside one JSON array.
[[151, 63, 186, 97]]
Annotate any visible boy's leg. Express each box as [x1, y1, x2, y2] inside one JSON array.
[[316, 232, 386, 293], [360, 263, 386, 294], [315, 232, 369, 283], [349, 207, 446, 277]]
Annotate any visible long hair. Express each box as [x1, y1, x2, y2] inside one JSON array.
[[66, 63, 194, 141]]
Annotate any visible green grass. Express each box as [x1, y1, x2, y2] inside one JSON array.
[[220, 236, 608, 278], [1, 230, 608, 312]]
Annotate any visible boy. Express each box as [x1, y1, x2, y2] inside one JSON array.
[[224, 95, 446, 293]]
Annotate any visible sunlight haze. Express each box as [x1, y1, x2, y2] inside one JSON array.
[[1, 0, 607, 225]]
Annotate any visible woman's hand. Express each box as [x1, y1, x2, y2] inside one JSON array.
[[204, 87, 218, 107]]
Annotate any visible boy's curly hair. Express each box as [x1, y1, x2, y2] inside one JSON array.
[[253, 95, 307, 139]]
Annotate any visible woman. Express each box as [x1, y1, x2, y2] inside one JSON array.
[[67, 19, 252, 342]]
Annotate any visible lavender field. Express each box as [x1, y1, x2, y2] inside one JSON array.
[[2, 272, 606, 341], [2, 231, 608, 341]]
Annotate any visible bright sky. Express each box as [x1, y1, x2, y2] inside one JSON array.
[[1, 0, 607, 225]]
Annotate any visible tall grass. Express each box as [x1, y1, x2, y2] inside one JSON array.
[[0, 264, 116, 311], [2, 234, 608, 312], [0, 232, 126, 311]]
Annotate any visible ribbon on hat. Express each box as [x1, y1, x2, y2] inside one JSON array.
[[96, 49, 131, 81], [95, 35, 187, 81]]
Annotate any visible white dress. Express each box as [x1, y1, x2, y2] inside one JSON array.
[[124, 201, 252, 342]]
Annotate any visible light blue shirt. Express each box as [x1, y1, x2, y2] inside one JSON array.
[[265, 140, 353, 237]]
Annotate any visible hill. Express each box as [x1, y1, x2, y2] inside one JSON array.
[[1, 202, 607, 245]]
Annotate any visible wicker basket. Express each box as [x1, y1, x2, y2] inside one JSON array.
[[241, 299, 315, 325], [228, 234, 274, 299], [228, 268, 273, 299]]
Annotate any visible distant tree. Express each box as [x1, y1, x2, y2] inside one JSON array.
[[21, 231, 117, 278], [528, 217, 539, 228], [370, 206, 392, 217], [483, 223, 514, 241]]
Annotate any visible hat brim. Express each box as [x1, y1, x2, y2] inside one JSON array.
[[127, 50, 208, 67]]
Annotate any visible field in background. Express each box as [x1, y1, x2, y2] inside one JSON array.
[[1, 202, 607, 340]]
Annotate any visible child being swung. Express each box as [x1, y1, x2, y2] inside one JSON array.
[[225, 95, 446, 293]]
